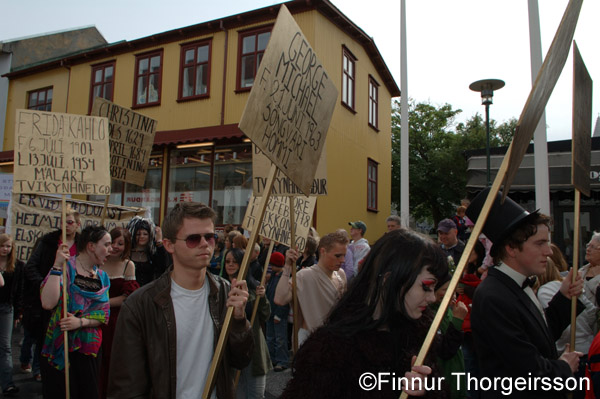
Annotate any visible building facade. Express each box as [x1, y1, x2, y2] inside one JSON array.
[[1, 0, 399, 241]]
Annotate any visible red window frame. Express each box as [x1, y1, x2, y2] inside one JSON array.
[[133, 50, 163, 108], [342, 46, 357, 112], [27, 87, 53, 111], [236, 26, 272, 91], [367, 158, 378, 211], [178, 39, 212, 101], [368, 75, 379, 130], [89, 61, 115, 114]]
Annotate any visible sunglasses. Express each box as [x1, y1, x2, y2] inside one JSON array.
[[175, 233, 218, 248], [66, 220, 76, 225]]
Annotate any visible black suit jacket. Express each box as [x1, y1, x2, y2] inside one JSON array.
[[472, 267, 584, 399]]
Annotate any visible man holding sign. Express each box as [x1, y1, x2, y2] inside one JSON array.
[[467, 189, 584, 398], [109, 203, 253, 398], [274, 231, 348, 346]]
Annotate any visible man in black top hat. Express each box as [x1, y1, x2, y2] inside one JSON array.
[[467, 188, 584, 399]]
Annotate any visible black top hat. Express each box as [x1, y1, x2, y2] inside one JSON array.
[[465, 188, 540, 257]]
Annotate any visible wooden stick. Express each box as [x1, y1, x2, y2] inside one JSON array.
[[202, 164, 278, 399], [100, 194, 110, 227], [233, 240, 275, 390], [289, 196, 299, 354], [570, 189, 581, 349], [399, 143, 513, 399], [62, 195, 70, 399]]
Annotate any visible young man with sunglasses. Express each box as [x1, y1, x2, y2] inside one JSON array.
[[109, 202, 253, 399], [22, 207, 81, 386]]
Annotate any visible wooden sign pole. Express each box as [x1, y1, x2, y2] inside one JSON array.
[[289, 196, 299, 354], [233, 240, 275, 390], [202, 164, 278, 399], [100, 194, 110, 226], [62, 196, 71, 399], [569, 190, 582, 350]]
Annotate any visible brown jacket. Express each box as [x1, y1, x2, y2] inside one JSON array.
[[108, 269, 254, 399]]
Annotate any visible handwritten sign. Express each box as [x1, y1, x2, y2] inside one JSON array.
[[252, 144, 327, 196], [13, 110, 111, 195], [238, 5, 337, 196], [242, 194, 316, 251], [10, 193, 146, 262], [91, 98, 157, 186], [571, 42, 593, 197]]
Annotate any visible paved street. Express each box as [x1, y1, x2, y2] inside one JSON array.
[[10, 325, 290, 399]]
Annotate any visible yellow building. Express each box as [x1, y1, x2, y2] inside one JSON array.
[[1, 0, 399, 241]]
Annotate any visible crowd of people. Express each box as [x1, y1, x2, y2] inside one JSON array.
[[0, 195, 598, 398]]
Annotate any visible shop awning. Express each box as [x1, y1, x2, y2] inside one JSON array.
[[153, 123, 245, 146]]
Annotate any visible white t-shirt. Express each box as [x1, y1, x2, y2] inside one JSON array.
[[171, 279, 216, 399]]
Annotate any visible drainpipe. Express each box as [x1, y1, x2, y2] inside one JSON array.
[[220, 20, 228, 126], [61, 59, 71, 113]]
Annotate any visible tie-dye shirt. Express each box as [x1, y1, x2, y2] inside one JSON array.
[[41, 256, 110, 370]]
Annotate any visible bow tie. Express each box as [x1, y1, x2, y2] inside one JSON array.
[[521, 276, 537, 289]]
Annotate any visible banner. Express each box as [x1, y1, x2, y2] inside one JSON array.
[[13, 109, 111, 195], [91, 98, 158, 186], [10, 193, 146, 262], [242, 195, 316, 251]]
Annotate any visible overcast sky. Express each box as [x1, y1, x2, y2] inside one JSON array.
[[2, 0, 598, 142]]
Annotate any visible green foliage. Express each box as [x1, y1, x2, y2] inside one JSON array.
[[391, 100, 517, 225]]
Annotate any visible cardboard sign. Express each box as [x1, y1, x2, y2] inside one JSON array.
[[10, 193, 146, 262], [571, 42, 593, 197], [502, 0, 583, 197], [238, 5, 337, 196], [13, 110, 111, 195], [91, 98, 158, 186], [242, 194, 316, 252], [252, 144, 327, 196]]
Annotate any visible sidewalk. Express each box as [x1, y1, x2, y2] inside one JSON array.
[[10, 325, 42, 398]]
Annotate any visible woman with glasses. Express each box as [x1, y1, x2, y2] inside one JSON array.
[[127, 216, 170, 287], [0, 234, 24, 396], [40, 225, 111, 399], [224, 248, 272, 399], [581, 233, 600, 307], [98, 227, 139, 399]]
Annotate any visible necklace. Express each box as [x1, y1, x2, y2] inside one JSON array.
[[77, 258, 97, 278]]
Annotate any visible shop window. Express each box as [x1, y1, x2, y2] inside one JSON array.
[[28, 87, 53, 111], [168, 147, 213, 212], [212, 144, 253, 225], [237, 27, 271, 90]]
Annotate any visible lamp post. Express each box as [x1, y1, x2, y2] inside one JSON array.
[[469, 79, 505, 187]]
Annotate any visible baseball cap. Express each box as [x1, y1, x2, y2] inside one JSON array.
[[348, 221, 367, 235]]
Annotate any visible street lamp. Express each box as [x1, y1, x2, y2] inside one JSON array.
[[469, 79, 505, 187]]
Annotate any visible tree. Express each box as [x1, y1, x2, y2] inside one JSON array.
[[391, 101, 517, 226]]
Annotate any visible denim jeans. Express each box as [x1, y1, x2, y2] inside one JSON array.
[[0, 303, 15, 390], [235, 365, 266, 399], [19, 325, 40, 374], [266, 315, 288, 367]]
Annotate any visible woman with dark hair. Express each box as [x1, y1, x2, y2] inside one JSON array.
[[224, 248, 272, 399], [40, 225, 111, 399], [98, 227, 139, 399], [280, 229, 448, 398], [0, 234, 24, 395], [127, 216, 170, 286]]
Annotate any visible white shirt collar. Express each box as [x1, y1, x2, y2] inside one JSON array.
[[496, 262, 528, 287]]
